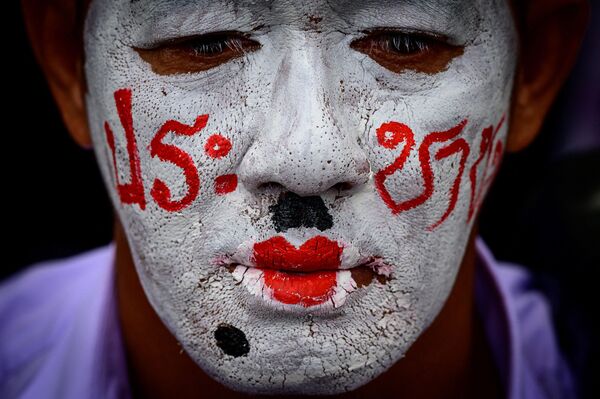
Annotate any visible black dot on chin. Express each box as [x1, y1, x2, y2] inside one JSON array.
[[214, 323, 250, 357]]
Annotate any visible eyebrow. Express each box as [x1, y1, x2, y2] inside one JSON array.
[[331, 0, 479, 37], [130, 0, 247, 10], [128, 0, 265, 45]]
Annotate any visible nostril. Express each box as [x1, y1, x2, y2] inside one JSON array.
[[356, 158, 371, 176], [331, 182, 354, 192], [257, 182, 285, 192]]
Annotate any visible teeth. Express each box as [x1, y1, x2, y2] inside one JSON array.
[[231, 264, 248, 283], [227, 266, 359, 312], [365, 258, 393, 277], [340, 245, 363, 268], [330, 270, 358, 308], [232, 266, 264, 298]]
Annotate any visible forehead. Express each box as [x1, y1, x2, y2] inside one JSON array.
[[125, 0, 477, 15], [109, 0, 490, 31], [86, 0, 514, 54]]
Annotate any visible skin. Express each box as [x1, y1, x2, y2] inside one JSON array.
[[20, 0, 588, 398], [115, 219, 501, 399], [81, 1, 518, 394]]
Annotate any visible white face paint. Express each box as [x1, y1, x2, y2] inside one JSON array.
[[84, 0, 517, 394]]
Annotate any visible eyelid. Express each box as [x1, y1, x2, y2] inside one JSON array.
[[132, 31, 262, 76], [135, 30, 259, 51], [349, 29, 464, 75], [354, 28, 449, 46]]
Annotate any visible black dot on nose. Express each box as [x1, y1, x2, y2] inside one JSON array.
[[269, 192, 333, 232], [214, 323, 250, 357]]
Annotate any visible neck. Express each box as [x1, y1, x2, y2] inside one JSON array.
[[114, 218, 500, 399]]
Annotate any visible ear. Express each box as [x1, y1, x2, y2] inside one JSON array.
[[20, 0, 91, 149], [507, 0, 590, 152]]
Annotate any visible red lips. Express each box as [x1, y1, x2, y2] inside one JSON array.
[[253, 235, 343, 271], [252, 236, 343, 306]]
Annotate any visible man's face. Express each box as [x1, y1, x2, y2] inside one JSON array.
[[84, 0, 516, 394]]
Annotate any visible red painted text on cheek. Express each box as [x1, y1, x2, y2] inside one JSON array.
[[149, 115, 208, 212], [103, 88, 239, 212], [374, 116, 505, 230], [205, 134, 238, 195], [104, 88, 147, 210], [468, 116, 505, 222]]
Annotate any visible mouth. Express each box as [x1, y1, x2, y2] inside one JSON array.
[[220, 235, 392, 312]]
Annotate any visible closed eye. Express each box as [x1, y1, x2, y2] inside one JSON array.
[[134, 31, 261, 76], [350, 30, 464, 74]]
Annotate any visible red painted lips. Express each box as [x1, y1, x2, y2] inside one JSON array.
[[252, 236, 343, 306], [253, 235, 343, 271]]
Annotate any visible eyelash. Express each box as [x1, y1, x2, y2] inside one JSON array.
[[164, 31, 433, 57], [363, 32, 432, 55], [188, 35, 247, 56], [348, 30, 461, 75], [389, 33, 430, 54], [134, 29, 458, 76]]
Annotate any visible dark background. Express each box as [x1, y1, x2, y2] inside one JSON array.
[[5, 1, 599, 397]]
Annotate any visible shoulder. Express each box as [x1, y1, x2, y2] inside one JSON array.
[[0, 243, 117, 398], [0, 243, 116, 333], [475, 237, 577, 399]]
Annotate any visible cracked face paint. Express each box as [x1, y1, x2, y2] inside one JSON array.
[[84, 0, 517, 395]]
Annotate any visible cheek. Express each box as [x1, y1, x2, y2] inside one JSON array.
[[367, 114, 506, 232], [99, 87, 242, 214], [354, 42, 515, 234]]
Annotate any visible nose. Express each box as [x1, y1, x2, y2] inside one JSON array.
[[237, 44, 370, 198]]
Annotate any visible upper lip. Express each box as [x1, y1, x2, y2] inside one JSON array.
[[219, 235, 377, 273], [253, 235, 342, 271]]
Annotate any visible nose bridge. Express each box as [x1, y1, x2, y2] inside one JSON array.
[[276, 43, 327, 141], [239, 39, 369, 197], [275, 46, 334, 166]]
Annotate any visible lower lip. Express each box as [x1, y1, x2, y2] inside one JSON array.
[[230, 265, 359, 311]]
